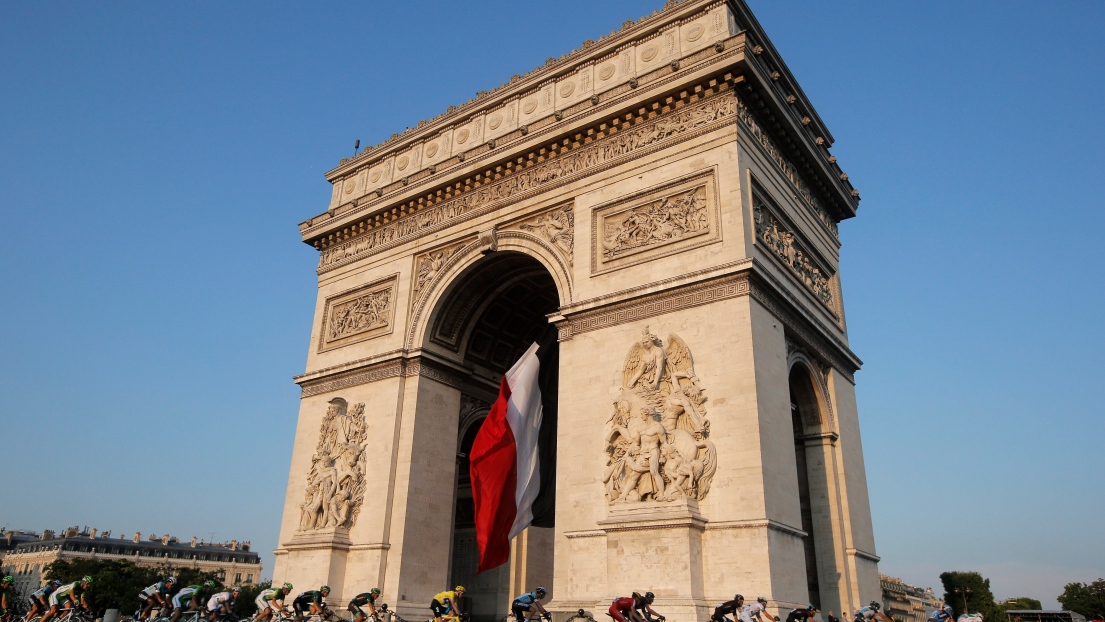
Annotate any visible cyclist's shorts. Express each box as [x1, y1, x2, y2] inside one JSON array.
[[430, 600, 450, 618], [349, 604, 366, 616], [293, 598, 312, 614], [48, 592, 71, 607], [608, 606, 630, 622], [174, 589, 197, 609], [513, 603, 533, 622]]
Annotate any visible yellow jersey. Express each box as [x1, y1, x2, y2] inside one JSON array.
[[434, 591, 458, 604]]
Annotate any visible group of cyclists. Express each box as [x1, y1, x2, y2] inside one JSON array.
[[2, 573, 966, 622]]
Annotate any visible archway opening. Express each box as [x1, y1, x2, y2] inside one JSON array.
[[790, 363, 823, 609], [428, 251, 560, 622]]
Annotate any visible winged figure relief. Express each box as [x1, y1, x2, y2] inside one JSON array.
[[604, 327, 718, 503], [299, 398, 369, 531]]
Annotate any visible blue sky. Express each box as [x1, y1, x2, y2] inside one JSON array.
[[1, 0, 1102, 609]]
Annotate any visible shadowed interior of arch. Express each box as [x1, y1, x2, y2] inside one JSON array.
[[427, 251, 560, 621], [791, 363, 824, 610]]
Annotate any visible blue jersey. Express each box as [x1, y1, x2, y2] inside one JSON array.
[[514, 592, 540, 606], [929, 612, 952, 622]]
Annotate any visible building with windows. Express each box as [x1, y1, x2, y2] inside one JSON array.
[[0, 526, 261, 595], [880, 575, 943, 622]]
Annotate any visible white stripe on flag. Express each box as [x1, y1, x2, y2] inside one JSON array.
[[504, 342, 543, 540]]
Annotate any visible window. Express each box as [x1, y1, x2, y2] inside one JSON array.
[[246, 574, 253, 584], [235, 573, 242, 584]]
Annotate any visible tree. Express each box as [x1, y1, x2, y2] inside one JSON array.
[[1058, 579, 1105, 619], [1000, 598, 1042, 613], [42, 559, 219, 616], [940, 571, 1006, 622]]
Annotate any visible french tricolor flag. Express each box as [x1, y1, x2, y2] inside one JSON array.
[[469, 339, 554, 573]]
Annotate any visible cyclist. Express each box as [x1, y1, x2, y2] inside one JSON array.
[[429, 587, 464, 622], [256, 583, 294, 622], [608, 592, 663, 622], [740, 598, 776, 622], [347, 589, 381, 622], [27, 580, 64, 621], [169, 581, 215, 622], [929, 606, 955, 622], [511, 587, 549, 622], [206, 587, 241, 620], [854, 603, 891, 622], [40, 577, 92, 622], [785, 605, 817, 622], [139, 577, 178, 620], [711, 595, 744, 622], [1, 576, 15, 619], [292, 587, 331, 622]]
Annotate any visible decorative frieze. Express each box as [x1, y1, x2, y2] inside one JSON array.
[[318, 275, 398, 352], [752, 197, 837, 315], [592, 170, 720, 274], [316, 86, 739, 273], [412, 239, 471, 304], [736, 96, 839, 239]]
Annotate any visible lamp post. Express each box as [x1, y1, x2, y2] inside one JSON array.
[[954, 588, 973, 616]]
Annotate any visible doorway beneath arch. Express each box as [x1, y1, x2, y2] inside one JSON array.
[[789, 363, 827, 610], [425, 251, 560, 622]]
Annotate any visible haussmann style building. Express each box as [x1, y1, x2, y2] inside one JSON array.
[[274, 1, 880, 621]]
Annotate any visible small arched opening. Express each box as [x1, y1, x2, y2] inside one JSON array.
[[789, 361, 826, 609]]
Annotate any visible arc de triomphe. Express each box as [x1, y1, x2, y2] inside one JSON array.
[[273, 2, 881, 621]]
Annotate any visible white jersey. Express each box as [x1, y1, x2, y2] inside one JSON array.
[[207, 592, 235, 612], [740, 604, 767, 622]]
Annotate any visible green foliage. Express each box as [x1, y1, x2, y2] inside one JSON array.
[[42, 559, 220, 616], [1057, 579, 1105, 619], [999, 598, 1042, 612], [233, 581, 272, 617], [44, 558, 159, 615], [940, 571, 1007, 622]]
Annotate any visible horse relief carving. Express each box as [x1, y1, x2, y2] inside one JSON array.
[[604, 327, 717, 503], [299, 398, 369, 531]]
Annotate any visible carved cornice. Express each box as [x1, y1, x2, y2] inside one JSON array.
[[704, 518, 807, 539], [296, 354, 497, 403], [848, 548, 881, 563], [314, 79, 740, 273], [557, 272, 750, 341]]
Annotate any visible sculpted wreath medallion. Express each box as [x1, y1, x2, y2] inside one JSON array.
[[604, 326, 717, 503]]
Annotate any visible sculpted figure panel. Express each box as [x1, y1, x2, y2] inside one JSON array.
[[319, 276, 398, 351], [604, 327, 717, 503], [752, 199, 837, 313], [299, 398, 369, 531], [601, 185, 709, 259]]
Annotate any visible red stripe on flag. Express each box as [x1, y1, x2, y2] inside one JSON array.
[[469, 376, 518, 573]]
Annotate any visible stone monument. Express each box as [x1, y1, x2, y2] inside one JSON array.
[[274, 1, 881, 621]]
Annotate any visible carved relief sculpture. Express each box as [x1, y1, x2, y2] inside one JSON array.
[[518, 204, 574, 266], [412, 240, 469, 302], [604, 327, 717, 503], [298, 398, 368, 531], [602, 185, 709, 259], [319, 276, 398, 351], [752, 199, 837, 313]]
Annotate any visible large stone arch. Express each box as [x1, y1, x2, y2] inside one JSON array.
[[406, 232, 572, 352]]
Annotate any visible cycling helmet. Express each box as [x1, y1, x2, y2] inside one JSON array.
[[455, 586, 466, 593], [734, 595, 745, 603], [758, 598, 768, 606], [204, 581, 217, 588], [321, 586, 331, 594], [1, 576, 12, 584], [870, 603, 881, 612], [82, 576, 94, 584], [51, 580, 64, 588], [645, 592, 655, 603], [535, 588, 547, 596], [232, 587, 242, 594], [807, 605, 818, 612], [944, 606, 954, 614], [167, 576, 178, 585], [371, 588, 382, 596], [284, 583, 294, 591]]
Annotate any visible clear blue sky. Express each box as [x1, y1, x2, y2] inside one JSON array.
[[1, 0, 1102, 609]]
